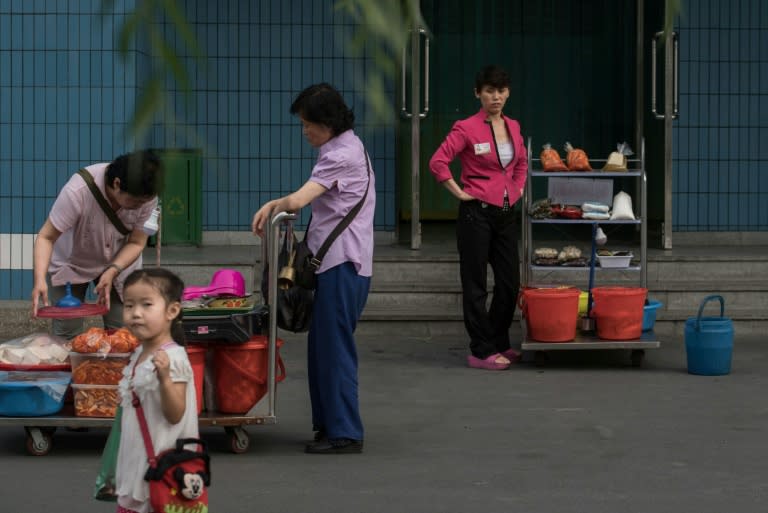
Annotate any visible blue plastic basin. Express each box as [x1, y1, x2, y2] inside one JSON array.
[[0, 371, 71, 416], [642, 299, 663, 331]]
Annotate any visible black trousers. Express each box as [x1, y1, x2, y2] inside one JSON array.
[[456, 200, 520, 359]]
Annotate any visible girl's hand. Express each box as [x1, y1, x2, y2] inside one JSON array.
[[152, 349, 171, 381], [457, 191, 475, 202], [31, 280, 49, 317]]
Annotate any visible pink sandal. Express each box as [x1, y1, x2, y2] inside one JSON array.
[[467, 353, 511, 371], [500, 348, 522, 364]]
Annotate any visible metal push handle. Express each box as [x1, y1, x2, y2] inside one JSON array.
[[266, 211, 296, 417]]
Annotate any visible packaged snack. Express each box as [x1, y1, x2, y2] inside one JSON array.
[[603, 142, 634, 171], [0, 333, 71, 369], [540, 144, 568, 171], [564, 142, 592, 171]]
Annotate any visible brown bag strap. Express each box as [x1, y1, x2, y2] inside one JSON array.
[[306, 151, 372, 269], [77, 168, 131, 236]]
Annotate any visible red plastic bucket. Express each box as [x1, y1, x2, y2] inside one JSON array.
[[212, 336, 285, 414], [186, 345, 206, 414], [519, 287, 580, 342], [591, 287, 648, 340]]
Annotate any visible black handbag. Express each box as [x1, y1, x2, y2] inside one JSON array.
[[269, 233, 314, 333]]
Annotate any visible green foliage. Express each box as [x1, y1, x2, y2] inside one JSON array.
[[335, 0, 426, 123], [101, 0, 204, 145]]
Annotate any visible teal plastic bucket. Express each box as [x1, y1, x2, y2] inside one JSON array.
[[684, 295, 734, 376]]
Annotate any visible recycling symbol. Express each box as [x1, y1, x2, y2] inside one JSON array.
[[165, 196, 186, 217]]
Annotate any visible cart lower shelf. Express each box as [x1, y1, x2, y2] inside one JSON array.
[[522, 331, 660, 367], [2, 404, 273, 455]]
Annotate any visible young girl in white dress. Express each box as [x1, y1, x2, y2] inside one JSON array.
[[114, 268, 199, 513]]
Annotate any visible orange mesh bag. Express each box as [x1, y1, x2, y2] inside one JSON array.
[[72, 327, 111, 354], [564, 142, 592, 171], [108, 328, 140, 353], [540, 144, 568, 171]]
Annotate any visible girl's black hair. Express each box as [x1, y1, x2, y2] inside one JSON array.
[[123, 267, 186, 345], [106, 149, 164, 198], [475, 65, 511, 91], [290, 83, 354, 136]]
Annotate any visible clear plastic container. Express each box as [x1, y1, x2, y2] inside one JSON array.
[[72, 383, 119, 418], [69, 352, 130, 385]]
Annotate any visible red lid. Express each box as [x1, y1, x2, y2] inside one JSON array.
[[36, 304, 109, 319]]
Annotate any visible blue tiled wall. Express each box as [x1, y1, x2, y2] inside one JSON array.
[[0, 0, 396, 299], [0, 3, 139, 234], [146, 0, 397, 231], [673, 0, 768, 230]]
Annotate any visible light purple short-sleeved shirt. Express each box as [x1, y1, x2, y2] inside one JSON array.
[[308, 129, 375, 277], [48, 163, 157, 298]]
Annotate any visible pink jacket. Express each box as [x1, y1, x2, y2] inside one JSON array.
[[429, 109, 528, 208]]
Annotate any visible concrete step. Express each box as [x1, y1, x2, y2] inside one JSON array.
[[2, 245, 767, 339]]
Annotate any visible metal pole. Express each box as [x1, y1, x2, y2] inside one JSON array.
[[410, 26, 422, 250], [267, 211, 295, 416]]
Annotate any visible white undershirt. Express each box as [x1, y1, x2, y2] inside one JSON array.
[[498, 141, 514, 168]]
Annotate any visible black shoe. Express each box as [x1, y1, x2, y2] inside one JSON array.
[[305, 438, 363, 454], [303, 430, 327, 445]]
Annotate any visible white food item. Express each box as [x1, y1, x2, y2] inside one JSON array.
[[3, 348, 25, 364], [21, 351, 41, 365], [46, 343, 70, 363]]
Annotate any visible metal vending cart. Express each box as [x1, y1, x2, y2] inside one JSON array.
[[1, 211, 293, 455], [521, 139, 661, 367]]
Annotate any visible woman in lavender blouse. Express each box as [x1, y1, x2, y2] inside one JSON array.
[[252, 83, 375, 454]]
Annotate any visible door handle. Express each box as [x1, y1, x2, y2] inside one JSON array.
[[651, 30, 679, 120], [400, 28, 430, 119], [650, 31, 664, 120], [672, 31, 679, 119]]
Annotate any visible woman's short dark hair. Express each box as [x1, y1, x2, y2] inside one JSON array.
[[290, 83, 354, 136], [106, 149, 164, 198], [475, 65, 511, 91]]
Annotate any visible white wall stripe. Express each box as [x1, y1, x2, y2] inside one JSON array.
[[0, 234, 36, 270]]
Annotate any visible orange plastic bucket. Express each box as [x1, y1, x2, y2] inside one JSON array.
[[519, 287, 580, 342], [212, 336, 285, 414], [186, 345, 206, 414], [591, 287, 648, 340]]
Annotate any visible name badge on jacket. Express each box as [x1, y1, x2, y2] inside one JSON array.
[[474, 142, 491, 155]]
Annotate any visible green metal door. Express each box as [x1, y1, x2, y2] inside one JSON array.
[[158, 149, 202, 245], [399, 0, 639, 221]]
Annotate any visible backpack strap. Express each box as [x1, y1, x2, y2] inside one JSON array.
[[77, 168, 131, 236]]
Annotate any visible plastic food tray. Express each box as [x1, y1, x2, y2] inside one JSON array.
[[182, 305, 268, 343], [597, 254, 633, 268]]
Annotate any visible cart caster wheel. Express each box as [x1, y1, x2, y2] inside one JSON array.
[[24, 427, 52, 456], [534, 351, 548, 367], [226, 427, 250, 454], [630, 349, 645, 367]]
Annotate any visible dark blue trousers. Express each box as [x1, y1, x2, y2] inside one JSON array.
[[307, 262, 370, 441]]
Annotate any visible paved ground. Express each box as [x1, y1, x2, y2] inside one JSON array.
[[1, 327, 766, 513]]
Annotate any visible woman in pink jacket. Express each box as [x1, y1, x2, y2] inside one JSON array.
[[429, 65, 528, 370]]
